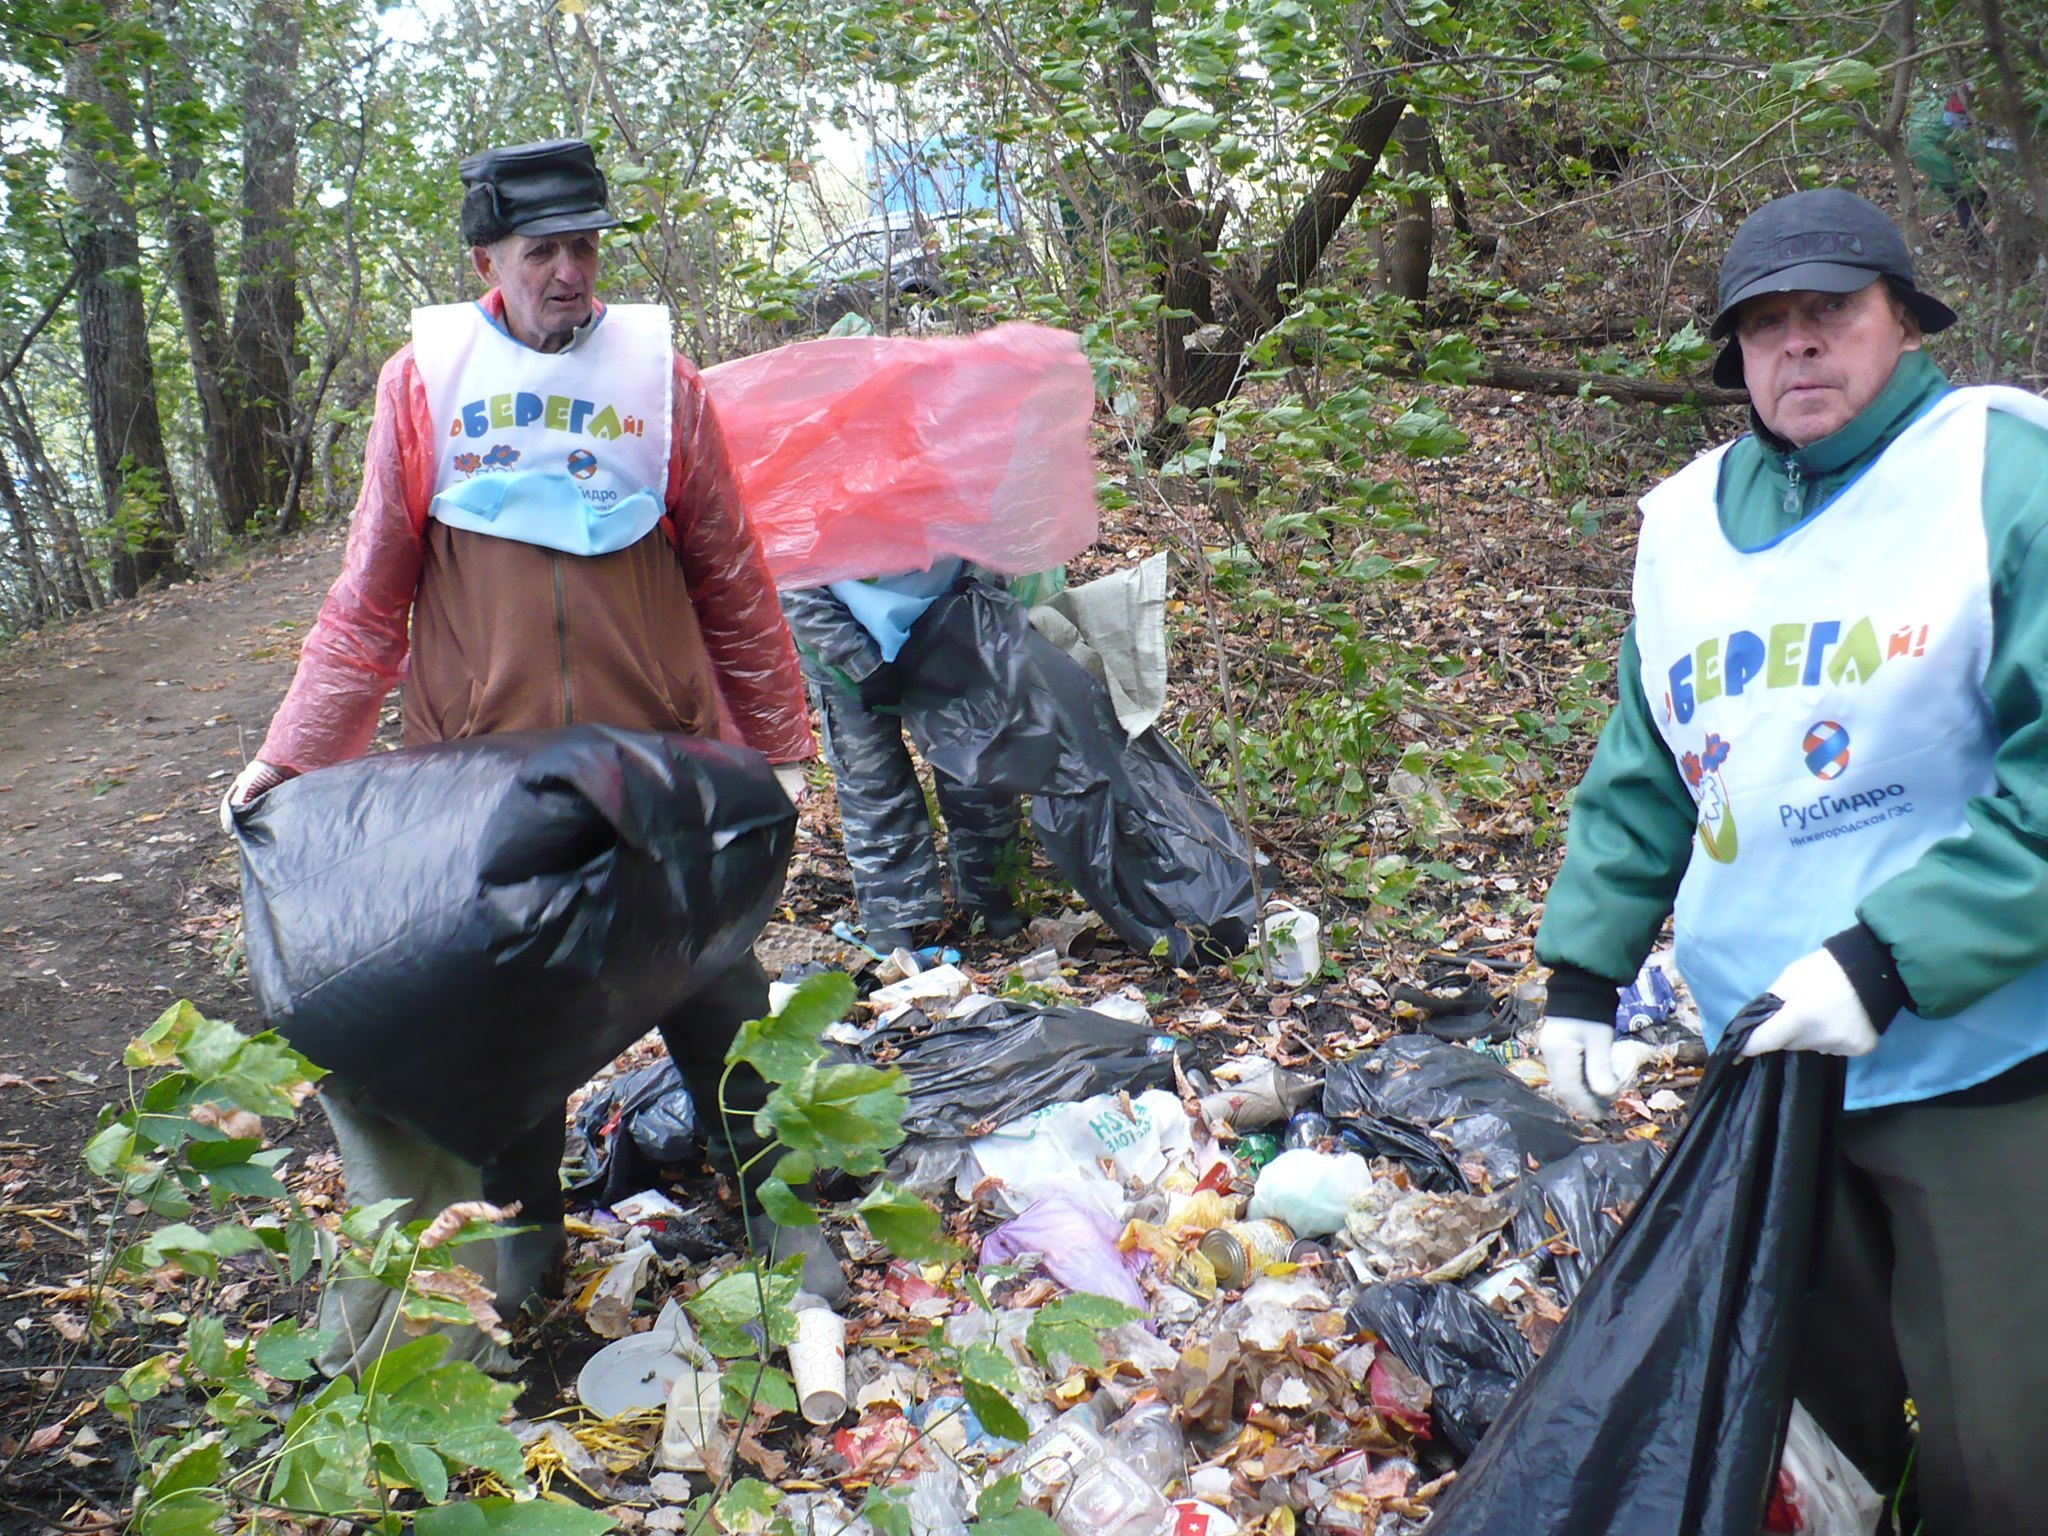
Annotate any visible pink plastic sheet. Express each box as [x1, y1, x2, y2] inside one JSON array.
[[702, 323, 1100, 586], [980, 1190, 1148, 1309]]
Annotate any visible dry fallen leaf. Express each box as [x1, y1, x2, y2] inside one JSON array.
[[189, 1102, 264, 1143], [419, 1200, 518, 1250], [407, 1265, 510, 1343], [737, 1421, 790, 1480]]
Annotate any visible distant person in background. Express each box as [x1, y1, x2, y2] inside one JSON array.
[[1534, 187, 2048, 1531], [781, 570, 1024, 951], [1908, 88, 1988, 233], [222, 138, 835, 1375]]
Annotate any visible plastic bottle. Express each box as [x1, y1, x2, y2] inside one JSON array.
[[1233, 1132, 1280, 1173], [906, 1461, 973, 1536], [1005, 1404, 1109, 1503], [1105, 1398, 1185, 1488], [1281, 1110, 1333, 1151], [1053, 1454, 1172, 1536]]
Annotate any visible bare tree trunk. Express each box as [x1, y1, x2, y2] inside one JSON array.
[[0, 438, 53, 626], [1383, 109, 1435, 303], [1389, 355, 1747, 407], [1110, 0, 1220, 426], [1972, 0, 2048, 211], [1, 383, 98, 611], [228, 0, 303, 530], [63, 35, 187, 598], [1113, 4, 1442, 455], [280, 53, 369, 532], [1882, 0, 1919, 218], [146, 0, 256, 538], [1164, 88, 1410, 435]]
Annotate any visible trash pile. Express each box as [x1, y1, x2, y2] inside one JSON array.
[[525, 944, 1741, 1536]]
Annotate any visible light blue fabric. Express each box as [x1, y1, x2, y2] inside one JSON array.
[[430, 471, 667, 558], [827, 560, 965, 662]]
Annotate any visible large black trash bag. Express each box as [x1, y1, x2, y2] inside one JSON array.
[[565, 1059, 702, 1207], [892, 582, 1256, 966], [1324, 1035, 1585, 1181], [235, 725, 795, 1166], [1423, 1003, 1843, 1536], [861, 999, 1182, 1138], [1347, 1281, 1535, 1458], [1511, 1139, 1664, 1305], [1329, 1112, 1470, 1193]]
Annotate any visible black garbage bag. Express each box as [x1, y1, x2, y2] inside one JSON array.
[[1511, 1139, 1664, 1305], [1329, 1112, 1470, 1193], [1323, 1035, 1585, 1181], [861, 999, 1182, 1139], [1422, 1002, 1842, 1535], [565, 1060, 703, 1207], [893, 582, 1256, 966], [236, 725, 795, 1166], [1348, 1280, 1535, 1458]]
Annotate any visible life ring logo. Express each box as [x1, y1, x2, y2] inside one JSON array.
[[567, 449, 599, 480], [1803, 720, 1851, 780], [1680, 733, 1738, 864]]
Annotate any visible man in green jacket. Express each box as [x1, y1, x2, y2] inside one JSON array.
[[1535, 187, 2048, 1530]]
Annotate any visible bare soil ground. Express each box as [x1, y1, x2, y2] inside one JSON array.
[[0, 534, 346, 1149], [0, 533, 363, 1525]]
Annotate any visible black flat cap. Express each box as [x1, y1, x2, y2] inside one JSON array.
[[1710, 188, 1955, 387], [458, 138, 621, 246]]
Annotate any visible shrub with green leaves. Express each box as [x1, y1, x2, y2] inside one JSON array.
[[90, 1001, 596, 1536], [98, 974, 1151, 1536]]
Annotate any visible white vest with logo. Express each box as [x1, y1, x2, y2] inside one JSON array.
[[411, 301, 674, 557], [1634, 385, 2048, 1108]]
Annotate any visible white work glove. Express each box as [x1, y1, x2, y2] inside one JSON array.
[[1740, 948, 1879, 1058], [218, 760, 293, 834], [773, 763, 809, 807], [1540, 1015, 1625, 1120]]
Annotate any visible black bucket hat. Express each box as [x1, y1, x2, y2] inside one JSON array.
[[1709, 188, 1956, 387], [458, 138, 621, 247]]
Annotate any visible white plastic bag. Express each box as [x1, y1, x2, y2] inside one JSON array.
[[959, 1088, 1200, 1215], [1767, 1402, 1883, 1536]]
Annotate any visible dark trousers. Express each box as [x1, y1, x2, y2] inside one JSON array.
[[1795, 1084, 2048, 1535], [813, 682, 1021, 933], [481, 954, 776, 1225]]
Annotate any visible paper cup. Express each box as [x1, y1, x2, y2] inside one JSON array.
[[790, 1305, 848, 1425]]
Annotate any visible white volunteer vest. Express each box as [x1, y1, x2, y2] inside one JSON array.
[[1635, 385, 2048, 1109], [411, 301, 674, 557]]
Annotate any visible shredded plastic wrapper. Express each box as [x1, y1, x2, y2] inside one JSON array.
[[701, 322, 1100, 585]]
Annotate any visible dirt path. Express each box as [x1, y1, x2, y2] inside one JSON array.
[[0, 531, 348, 1162]]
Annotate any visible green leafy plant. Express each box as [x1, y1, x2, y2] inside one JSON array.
[[88, 1001, 599, 1535]]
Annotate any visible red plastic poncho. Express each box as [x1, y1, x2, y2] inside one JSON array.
[[258, 295, 813, 774], [702, 321, 1100, 587]]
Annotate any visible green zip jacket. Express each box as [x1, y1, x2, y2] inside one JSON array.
[[1537, 350, 2048, 1023]]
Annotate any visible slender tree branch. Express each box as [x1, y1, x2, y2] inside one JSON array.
[[0, 260, 81, 389]]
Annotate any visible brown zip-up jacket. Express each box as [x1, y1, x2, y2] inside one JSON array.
[[401, 520, 722, 745]]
